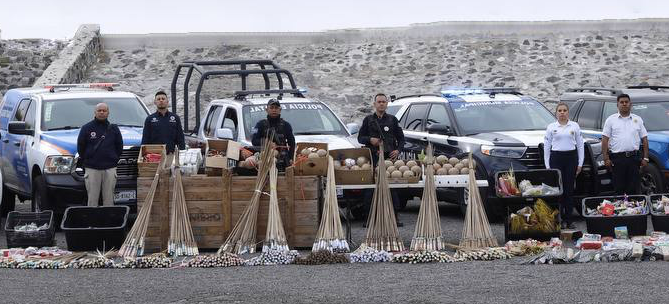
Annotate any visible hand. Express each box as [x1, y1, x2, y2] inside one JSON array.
[[641, 158, 648, 167], [370, 137, 381, 147], [389, 150, 400, 160], [604, 158, 612, 170], [576, 166, 582, 175], [241, 149, 253, 159]]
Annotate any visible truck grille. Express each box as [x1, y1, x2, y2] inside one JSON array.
[[76, 147, 140, 177], [518, 147, 545, 169]]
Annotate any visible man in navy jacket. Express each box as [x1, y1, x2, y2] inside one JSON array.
[[77, 103, 123, 206]]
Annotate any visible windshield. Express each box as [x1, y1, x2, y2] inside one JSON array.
[[451, 100, 555, 135], [242, 103, 348, 139], [41, 98, 148, 131], [631, 102, 669, 131]]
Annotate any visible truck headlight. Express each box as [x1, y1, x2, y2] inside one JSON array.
[[44, 156, 75, 174], [480, 145, 527, 159]]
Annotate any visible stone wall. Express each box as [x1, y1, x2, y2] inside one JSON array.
[[0, 38, 65, 95], [81, 20, 669, 125], [33, 24, 101, 87]]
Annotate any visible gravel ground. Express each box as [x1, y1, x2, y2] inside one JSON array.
[[1, 199, 666, 304]]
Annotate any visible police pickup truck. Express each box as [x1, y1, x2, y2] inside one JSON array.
[[0, 83, 149, 218], [387, 88, 613, 217]]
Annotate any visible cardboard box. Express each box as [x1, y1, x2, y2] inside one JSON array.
[[138, 144, 167, 177], [329, 148, 374, 185], [293, 142, 328, 176], [205, 139, 241, 169]]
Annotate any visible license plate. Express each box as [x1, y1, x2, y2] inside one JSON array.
[[114, 190, 136, 203], [336, 188, 343, 197]]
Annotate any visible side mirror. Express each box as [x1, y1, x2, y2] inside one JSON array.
[[215, 128, 234, 140], [8, 121, 33, 136], [347, 123, 360, 135], [426, 123, 454, 136]]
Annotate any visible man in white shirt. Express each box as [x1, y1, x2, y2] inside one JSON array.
[[601, 94, 649, 195]]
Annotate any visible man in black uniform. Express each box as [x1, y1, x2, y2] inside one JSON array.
[[141, 91, 186, 154], [357, 93, 406, 226], [251, 98, 296, 170]]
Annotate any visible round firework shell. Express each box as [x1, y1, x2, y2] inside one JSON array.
[[460, 167, 470, 175], [386, 165, 396, 173], [384, 160, 394, 167], [356, 156, 368, 166], [437, 168, 449, 175], [301, 148, 311, 156], [385, 171, 391, 177], [344, 158, 356, 167], [432, 163, 442, 171], [406, 160, 418, 167], [394, 160, 405, 168], [410, 165, 422, 175], [351, 165, 361, 171], [436, 155, 448, 164], [442, 163, 454, 170], [361, 163, 371, 170], [308, 152, 320, 159], [398, 165, 410, 173], [448, 167, 460, 175], [402, 170, 414, 178], [460, 158, 469, 167], [454, 163, 464, 170], [317, 149, 328, 157], [391, 170, 403, 178], [448, 157, 459, 165]]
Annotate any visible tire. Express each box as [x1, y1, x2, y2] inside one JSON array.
[[0, 169, 15, 218], [31, 175, 51, 213], [640, 163, 664, 195]]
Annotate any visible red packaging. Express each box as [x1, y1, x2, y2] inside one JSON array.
[[601, 204, 615, 216], [144, 153, 162, 163], [579, 241, 603, 250]]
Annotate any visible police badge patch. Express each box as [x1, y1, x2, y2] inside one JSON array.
[[384, 126, 389, 132]]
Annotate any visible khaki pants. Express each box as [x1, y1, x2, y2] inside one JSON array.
[[84, 167, 117, 207]]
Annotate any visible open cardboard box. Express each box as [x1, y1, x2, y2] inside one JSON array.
[[329, 148, 374, 185], [293, 142, 328, 176], [137, 144, 167, 177], [205, 139, 241, 169]]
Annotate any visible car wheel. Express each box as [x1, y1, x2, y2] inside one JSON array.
[[640, 163, 664, 195], [0, 170, 15, 218], [31, 175, 51, 212]]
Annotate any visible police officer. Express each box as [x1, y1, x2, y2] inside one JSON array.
[[77, 103, 123, 206], [357, 93, 405, 226], [141, 91, 186, 154], [251, 98, 295, 170], [602, 94, 649, 195]]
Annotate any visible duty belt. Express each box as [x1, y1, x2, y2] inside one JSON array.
[[610, 150, 639, 157]]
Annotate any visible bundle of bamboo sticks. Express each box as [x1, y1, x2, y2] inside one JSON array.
[[218, 134, 275, 255], [411, 144, 444, 251], [168, 149, 198, 256], [312, 156, 349, 253], [460, 152, 498, 249], [118, 157, 165, 257], [262, 157, 289, 252], [361, 144, 404, 252]]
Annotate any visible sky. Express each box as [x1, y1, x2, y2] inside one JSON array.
[[2, 0, 669, 39]]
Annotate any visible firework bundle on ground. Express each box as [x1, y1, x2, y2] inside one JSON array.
[[168, 149, 198, 256], [185, 253, 244, 268], [313, 156, 349, 253], [391, 251, 456, 264], [460, 153, 498, 249], [70, 250, 118, 269], [244, 249, 300, 266], [362, 144, 404, 252], [119, 253, 173, 268], [219, 134, 276, 255], [294, 250, 349, 265], [119, 157, 166, 258], [263, 158, 289, 252], [349, 245, 393, 263], [411, 144, 444, 251], [454, 248, 512, 261], [0, 252, 86, 269]]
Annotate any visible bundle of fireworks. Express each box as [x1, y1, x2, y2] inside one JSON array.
[[143, 153, 162, 163], [509, 199, 560, 235], [0, 247, 70, 258], [178, 148, 202, 175], [118, 253, 173, 268], [504, 239, 560, 256], [294, 250, 349, 265], [430, 155, 474, 176], [70, 257, 115, 269], [168, 150, 199, 256], [0, 247, 82, 269], [263, 158, 290, 253], [391, 251, 457, 264], [496, 169, 520, 197], [411, 143, 443, 251], [348, 245, 393, 263], [651, 195, 669, 214], [361, 144, 404, 252], [312, 156, 349, 253], [244, 249, 300, 266], [518, 180, 560, 197], [219, 134, 275, 255], [585, 197, 647, 216], [453, 248, 513, 261], [185, 253, 244, 268], [460, 153, 498, 249]]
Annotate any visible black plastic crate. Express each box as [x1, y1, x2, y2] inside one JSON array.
[[4, 211, 55, 248], [582, 195, 648, 237], [648, 194, 669, 233], [61, 206, 129, 251], [495, 169, 563, 205]]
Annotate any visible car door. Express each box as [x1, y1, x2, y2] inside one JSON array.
[[4, 98, 31, 190], [399, 103, 429, 157], [574, 99, 604, 139], [220, 107, 240, 141], [425, 103, 460, 156], [17, 100, 36, 193], [202, 105, 223, 139]]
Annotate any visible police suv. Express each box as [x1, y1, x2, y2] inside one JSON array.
[[0, 83, 149, 217], [387, 88, 612, 216]]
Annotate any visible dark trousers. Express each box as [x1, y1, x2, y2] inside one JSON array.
[[550, 150, 578, 224], [611, 152, 641, 195]]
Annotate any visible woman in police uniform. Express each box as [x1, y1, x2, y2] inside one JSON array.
[[543, 102, 584, 229]]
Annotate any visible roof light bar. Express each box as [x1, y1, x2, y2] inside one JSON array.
[[441, 88, 484, 97], [45, 83, 119, 92]]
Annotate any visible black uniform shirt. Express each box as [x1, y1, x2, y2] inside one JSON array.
[[251, 116, 296, 158], [357, 112, 405, 158], [141, 111, 185, 153]]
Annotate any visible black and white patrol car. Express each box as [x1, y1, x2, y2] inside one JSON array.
[[387, 88, 613, 217]]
